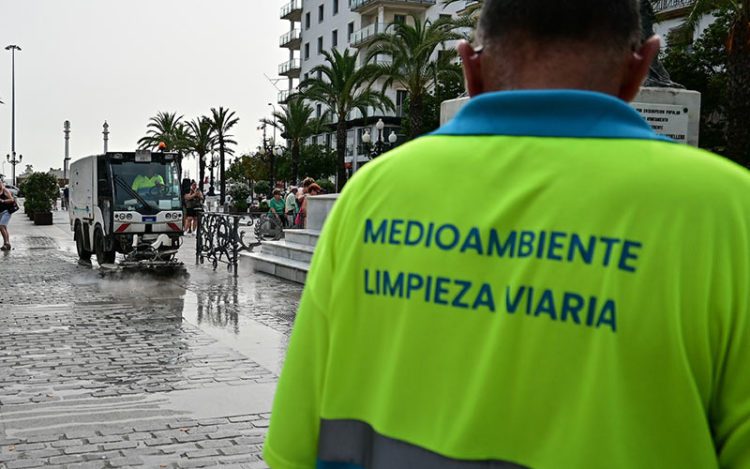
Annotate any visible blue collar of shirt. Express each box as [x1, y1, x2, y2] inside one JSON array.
[[433, 89, 671, 142]]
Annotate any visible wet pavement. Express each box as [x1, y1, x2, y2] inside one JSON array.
[[0, 210, 303, 468]]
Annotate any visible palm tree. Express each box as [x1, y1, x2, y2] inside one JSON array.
[[208, 107, 239, 205], [137, 112, 187, 151], [261, 98, 322, 183], [684, 0, 750, 166], [367, 16, 464, 139], [186, 117, 216, 191], [301, 48, 393, 190]]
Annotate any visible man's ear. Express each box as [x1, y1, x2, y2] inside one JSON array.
[[618, 35, 661, 102], [458, 40, 484, 98]]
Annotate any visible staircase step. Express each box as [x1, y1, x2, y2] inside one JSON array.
[[284, 229, 321, 248], [261, 240, 315, 263], [247, 252, 309, 284]]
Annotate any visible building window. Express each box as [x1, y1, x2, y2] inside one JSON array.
[[332, 30, 338, 47], [333, 0, 339, 15], [304, 42, 310, 60], [305, 12, 311, 29], [396, 90, 408, 115], [326, 133, 332, 148], [316, 104, 322, 118], [317, 36, 323, 54], [318, 4, 324, 23], [348, 21, 355, 38], [312, 135, 319, 145], [304, 72, 309, 81], [317, 70, 323, 80], [394, 14, 406, 24], [439, 14, 451, 21]]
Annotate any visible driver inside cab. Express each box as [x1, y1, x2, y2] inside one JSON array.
[[131, 166, 164, 194]]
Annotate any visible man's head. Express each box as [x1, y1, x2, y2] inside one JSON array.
[[273, 189, 282, 199], [458, 0, 660, 102]]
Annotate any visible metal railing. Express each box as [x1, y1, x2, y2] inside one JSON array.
[[349, 0, 436, 10], [652, 0, 695, 13], [278, 89, 296, 103], [280, 0, 303, 18], [196, 212, 262, 276], [279, 58, 301, 75], [350, 23, 388, 47], [280, 29, 301, 47]]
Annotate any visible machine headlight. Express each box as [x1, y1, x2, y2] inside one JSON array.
[[126, 213, 133, 220], [165, 213, 172, 220]]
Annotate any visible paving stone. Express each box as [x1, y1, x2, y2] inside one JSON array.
[[143, 438, 174, 447], [108, 456, 145, 467], [102, 441, 138, 451], [48, 454, 85, 465], [186, 448, 220, 458], [251, 420, 271, 429], [23, 448, 62, 459], [196, 439, 234, 450], [5, 459, 46, 469], [63, 444, 101, 455], [207, 431, 244, 440], [50, 439, 84, 448], [219, 446, 252, 456]]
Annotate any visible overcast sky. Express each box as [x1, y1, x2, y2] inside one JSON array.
[[0, 0, 289, 180]]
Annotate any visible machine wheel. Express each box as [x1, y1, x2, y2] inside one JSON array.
[[75, 225, 91, 261], [94, 227, 116, 265]]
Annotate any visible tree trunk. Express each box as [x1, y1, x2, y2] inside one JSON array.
[[219, 138, 226, 206], [198, 152, 206, 191], [292, 140, 300, 183], [409, 93, 425, 140], [725, 18, 750, 167], [336, 116, 348, 192]]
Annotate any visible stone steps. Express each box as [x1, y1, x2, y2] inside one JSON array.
[[246, 229, 321, 284], [249, 194, 336, 284]]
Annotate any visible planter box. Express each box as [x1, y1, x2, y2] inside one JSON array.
[[33, 212, 53, 225]]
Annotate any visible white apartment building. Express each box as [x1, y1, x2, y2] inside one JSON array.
[[652, 0, 714, 48], [278, 0, 467, 169]]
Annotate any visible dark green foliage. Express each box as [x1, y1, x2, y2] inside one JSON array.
[[276, 145, 337, 182], [663, 9, 731, 154], [21, 172, 59, 214], [400, 67, 465, 136], [254, 180, 271, 197], [228, 183, 251, 212], [315, 179, 336, 194]]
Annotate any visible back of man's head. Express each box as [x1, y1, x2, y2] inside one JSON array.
[[461, 0, 657, 100], [478, 0, 641, 52]]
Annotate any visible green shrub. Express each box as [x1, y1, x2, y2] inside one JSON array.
[[21, 172, 59, 214], [229, 183, 251, 212], [254, 180, 271, 197], [315, 179, 335, 194]]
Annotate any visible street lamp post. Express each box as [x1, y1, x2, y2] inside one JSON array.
[[205, 152, 219, 197], [63, 121, 71, 182], [6, 153, 23, 187], [5, 44, 22, 187], [361, 118, 398, 163]]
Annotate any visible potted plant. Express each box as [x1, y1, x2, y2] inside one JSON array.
[[228, 183, 251, 213], [20, 172, 59, 225]]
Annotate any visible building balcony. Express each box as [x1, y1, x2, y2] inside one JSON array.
[[278, 59, 301, 78], [278, 89, 299, 104], [349, 0, 436, 15], [653, 0, 695, 18], [350, 23, 389, 48], [280, 29, 302, 49], [280, 0, 303, 21], [457, 0, 481, 16]]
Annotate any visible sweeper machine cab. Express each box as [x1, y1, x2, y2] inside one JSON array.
[[69, 150, 185, 270]]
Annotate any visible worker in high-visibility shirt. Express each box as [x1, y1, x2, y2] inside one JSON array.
[[131, 165, 165, 194], [265, 0, 750, 467]]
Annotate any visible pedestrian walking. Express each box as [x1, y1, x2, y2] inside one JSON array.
[[183, 181, 204, 235], [284, 187, 299, 228], [0, 180, 18, 251], [296, 183, 320, 229], [268, 189, 286, 227], [264, 0, 750, 467]]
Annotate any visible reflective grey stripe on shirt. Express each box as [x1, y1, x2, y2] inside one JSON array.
[[318, 419, 531, 469]]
